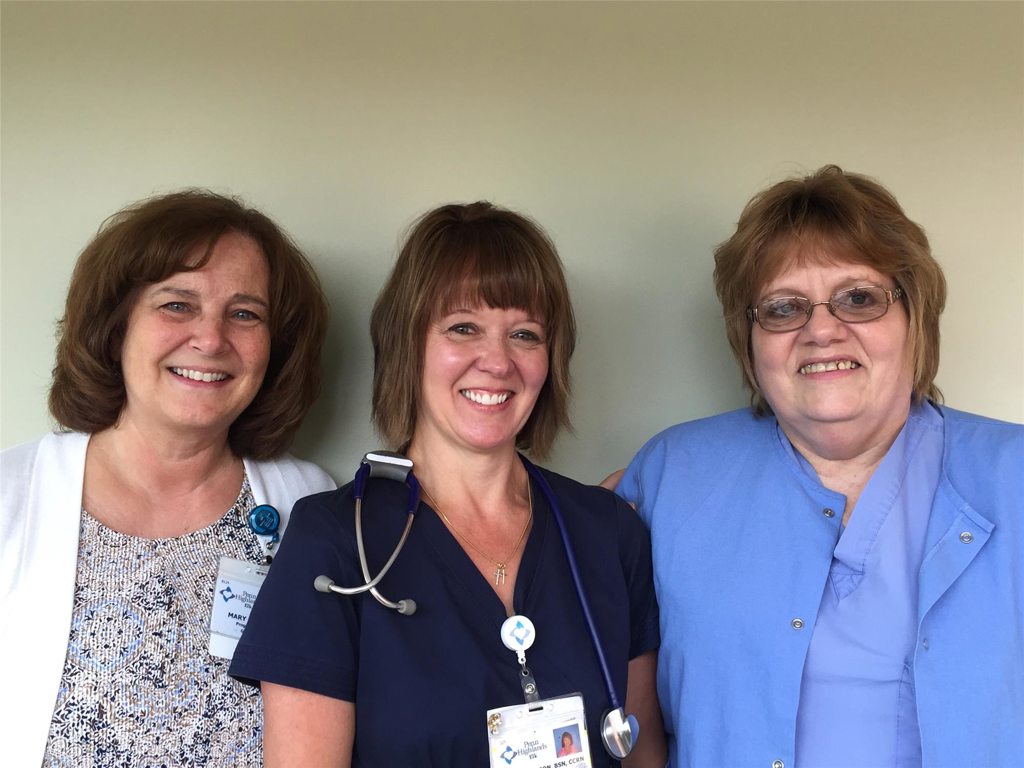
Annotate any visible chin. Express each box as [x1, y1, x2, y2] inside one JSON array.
[[460, 433, 519, 454], [801, 408, 866, 427], [797, 393, 869, 420], [172, 411, 238, 433]]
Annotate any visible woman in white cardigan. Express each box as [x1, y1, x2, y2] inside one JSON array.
[[0, 191, 335, 766]]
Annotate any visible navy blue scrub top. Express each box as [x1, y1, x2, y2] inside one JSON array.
[[230, 465, 659, 767]]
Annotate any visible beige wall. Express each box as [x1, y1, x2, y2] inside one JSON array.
[[2, 1, 1022, 481]]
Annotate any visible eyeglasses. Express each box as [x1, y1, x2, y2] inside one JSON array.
[[747, 285, 904, 333]]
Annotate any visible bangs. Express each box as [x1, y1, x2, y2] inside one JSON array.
[[754, 221, 892, 298], [175, 234, 224, 273], [427, 226, 553, 323]]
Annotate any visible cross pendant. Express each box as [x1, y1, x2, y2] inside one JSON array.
[[494, 563, 506, 585]]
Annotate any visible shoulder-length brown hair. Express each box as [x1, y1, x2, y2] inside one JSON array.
[[48, 189, 328, 459], [713, 165, 947, 415], [370, 202, 576, 459]]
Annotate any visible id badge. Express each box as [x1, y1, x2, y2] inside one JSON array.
[[487, 693, 592, 768], [208, 556, 269, 660]]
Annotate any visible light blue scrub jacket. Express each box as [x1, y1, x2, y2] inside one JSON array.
[[618, 405, 1024, 768]]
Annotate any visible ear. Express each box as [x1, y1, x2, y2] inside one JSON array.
[[110, 333, 123, 363], [108, 325, 126, 364]]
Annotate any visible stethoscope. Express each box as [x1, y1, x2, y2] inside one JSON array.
[[314, 450, 639, 760]]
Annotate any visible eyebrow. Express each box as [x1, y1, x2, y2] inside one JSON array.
[[150, 286, 270, 309], [442, 307, 546, 325], [760, 280, 882, 298]]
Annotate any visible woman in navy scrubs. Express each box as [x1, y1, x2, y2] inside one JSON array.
[[231, 202, 665, 766]]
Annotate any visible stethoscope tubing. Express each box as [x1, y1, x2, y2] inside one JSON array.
[[358, 464, 419, 609], [521, 457, 623, 711], [320, 497, 414, 595]]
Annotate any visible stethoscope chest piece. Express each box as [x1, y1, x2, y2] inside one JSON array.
[[601, 707, 639, 759]]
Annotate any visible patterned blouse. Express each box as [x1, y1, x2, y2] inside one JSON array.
[[43, 477, 265, 767]]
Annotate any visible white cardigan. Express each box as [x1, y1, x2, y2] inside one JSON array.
[[0, 432, 336, 765]]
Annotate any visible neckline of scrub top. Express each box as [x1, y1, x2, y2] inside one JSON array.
[[417, 476, 551, 624], [774, 402, 940, 600], [828, 403, 942, 599]]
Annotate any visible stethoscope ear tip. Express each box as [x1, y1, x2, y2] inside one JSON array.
[[396, 599, 417, 615], [601, 707, 639, 760]]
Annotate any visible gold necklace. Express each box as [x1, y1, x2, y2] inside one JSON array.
[[422, 484, 533, 586]]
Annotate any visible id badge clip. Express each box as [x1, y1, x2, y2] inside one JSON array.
[[208, 556, 269, 660]]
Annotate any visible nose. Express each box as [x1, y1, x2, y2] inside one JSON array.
[[190, 314, 230, 355], [800, 300, 847, 342], [476, 335, 514, 375]]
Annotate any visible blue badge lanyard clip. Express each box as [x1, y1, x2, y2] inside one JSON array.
[[248, 504, 281, 565]]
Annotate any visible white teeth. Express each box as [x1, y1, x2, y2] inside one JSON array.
[[461, 390, 510, 406], [798, 360, 860, 375], [172, 367, 228, 382]]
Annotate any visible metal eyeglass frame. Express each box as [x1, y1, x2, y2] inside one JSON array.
[[746, 285, 904, 333]]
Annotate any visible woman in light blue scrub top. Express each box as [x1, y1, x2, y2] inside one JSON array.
[[611, 165, 1024, 768]]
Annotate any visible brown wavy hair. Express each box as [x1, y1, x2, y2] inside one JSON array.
[[714, 165, 946, 415], [370, 202, 576, 458], [48, 189, 328, 459]]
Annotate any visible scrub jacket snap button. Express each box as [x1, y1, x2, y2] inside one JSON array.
[[791, 618, 804, 630], [823, 507, 835, 518], [773, 760, 785, 768], [959, 531, 974, 544]]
